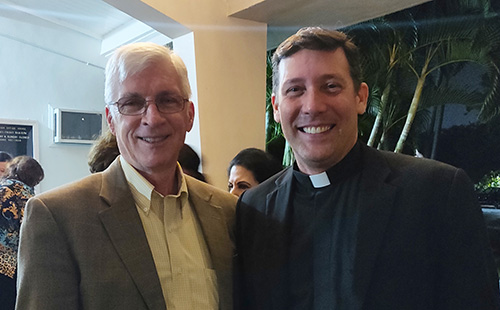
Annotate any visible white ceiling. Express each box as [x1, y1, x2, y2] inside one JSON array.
[[0, 0, 133, 40], [230, 0, 430, 48], [0, 0, 430, 48]]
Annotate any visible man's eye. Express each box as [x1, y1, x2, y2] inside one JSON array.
[[121, 98, 143, 107], [228, 183, 233, 190], [157, 96, 178, 106], [325, 83, 340, 92], [285, 86, 304, 97]]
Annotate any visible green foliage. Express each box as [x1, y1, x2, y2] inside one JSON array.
[[264, 0, 500, 163], [475, 170, 500, 193], [344, 0, 500, 153]]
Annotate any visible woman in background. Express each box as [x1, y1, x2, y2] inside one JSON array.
[[227, 148, 282, 197], [88, 130, 120, 173], [0, 151, 12, 176], [0, 156, 44, 309]]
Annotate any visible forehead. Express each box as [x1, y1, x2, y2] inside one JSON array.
[[229, 165, 255, 180], [278, 49, 351, 85], [120, 60, 182, 95]]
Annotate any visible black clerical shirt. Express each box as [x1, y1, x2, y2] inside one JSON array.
[[288, 143, 363, 310]]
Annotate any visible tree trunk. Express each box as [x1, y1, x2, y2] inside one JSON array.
[[367, 83, 391, 147], [394, 57, 430, 153]]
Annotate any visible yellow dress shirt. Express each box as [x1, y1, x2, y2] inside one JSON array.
[[120, 156, 218, 309]]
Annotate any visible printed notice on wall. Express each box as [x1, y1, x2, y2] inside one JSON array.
[[0, 121, 35, 157]]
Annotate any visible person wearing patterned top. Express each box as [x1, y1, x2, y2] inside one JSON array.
[[0, 156, 44, 310]]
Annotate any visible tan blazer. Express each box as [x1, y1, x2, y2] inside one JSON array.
[[16, 159, 237, 310]]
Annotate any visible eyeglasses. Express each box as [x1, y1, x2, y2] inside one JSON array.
[[109, 93, 188, 116]]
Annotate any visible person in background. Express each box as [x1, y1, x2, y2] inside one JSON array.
[[227, 148, 282, 197], [88, 130, 120, 173], [0, 156, 44, 310], [0, 151, 12, 176], [17, 42, 237, 310], [234, 27, 499, 310], [178, 144, 207, 182]]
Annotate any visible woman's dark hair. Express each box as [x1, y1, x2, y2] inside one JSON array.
[[3, 155, 44, 187], [0, 151, 12, 162], [228, 148, 283, 184]]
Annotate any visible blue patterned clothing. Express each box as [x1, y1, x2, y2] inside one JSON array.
[[0, 179, 34, 278]]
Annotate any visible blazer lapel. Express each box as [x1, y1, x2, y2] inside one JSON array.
[[266, 167, 294, 221], [186, 177, 235, 310], [97, 159, 166, 310], [263, 168, 294, 308], [187, 178, 234, 270], [351, 146, 397, 310]]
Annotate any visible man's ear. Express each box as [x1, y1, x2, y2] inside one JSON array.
[[356, 82, 369, 115], [105, 106, 116, 135], [186, 101, 195, 132], [272, 94, 281, 123]]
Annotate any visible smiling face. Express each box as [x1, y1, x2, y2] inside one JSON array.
[[106, 59, 194, 178], [272, 48, 368, 175], [228, 165, 259, 197]]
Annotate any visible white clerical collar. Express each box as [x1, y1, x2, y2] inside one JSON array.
[[309, 171, 331, 188]]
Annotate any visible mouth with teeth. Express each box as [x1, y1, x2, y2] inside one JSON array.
[[299, 125, 334, 134], [138, 136, 168, 143]]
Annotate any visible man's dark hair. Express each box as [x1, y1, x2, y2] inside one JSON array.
[[228, 148, 282, 184], [272, 27, 363, 94], [4, 155, 44, 187]]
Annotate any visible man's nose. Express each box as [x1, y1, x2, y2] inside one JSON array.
[[142, 99, 165, 123], [301, 90, 327, 115]]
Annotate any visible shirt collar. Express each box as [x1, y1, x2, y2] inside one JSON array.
[[293, 141, 362, 189], [120, 156, 189, 213]]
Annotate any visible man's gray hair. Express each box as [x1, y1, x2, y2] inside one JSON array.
[[104, 42, 191, 105]]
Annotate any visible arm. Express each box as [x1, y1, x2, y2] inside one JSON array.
[[16, 197, 80, 310], [437, 168, 500, 310]]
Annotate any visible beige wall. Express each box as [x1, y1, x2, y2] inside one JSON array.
[[141, 0, 267, 190]]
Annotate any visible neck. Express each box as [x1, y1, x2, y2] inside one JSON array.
[[140, 165, 179, 196]]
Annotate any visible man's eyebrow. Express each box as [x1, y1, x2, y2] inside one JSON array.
[[120, 92, 141, 97], [282, 77, 305, 86], [318, 73, 346, 82]]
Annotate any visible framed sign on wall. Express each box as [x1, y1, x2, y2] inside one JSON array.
[[0, 119, 38, 159], [53, 108, 102, 144]]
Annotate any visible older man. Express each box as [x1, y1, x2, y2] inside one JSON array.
[[16, 43, 237, 310], [234, 27, 499, 310]]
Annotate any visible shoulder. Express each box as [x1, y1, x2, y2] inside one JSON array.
[[1, 179, 33, 197], [239, 168, 289, 206], [185, 175, 237, 226], [185, 175, 237, 208], [32, 173, 104, 207], [364, 145, 464, 181]]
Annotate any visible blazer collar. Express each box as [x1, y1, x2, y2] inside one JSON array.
[[266, 167, 294, 220], [351, 145, 398, 310], [98, 159, 166, 310]]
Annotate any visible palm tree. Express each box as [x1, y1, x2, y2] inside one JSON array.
[[393, 1, 500, 152], [349, 15, 417, 149]]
